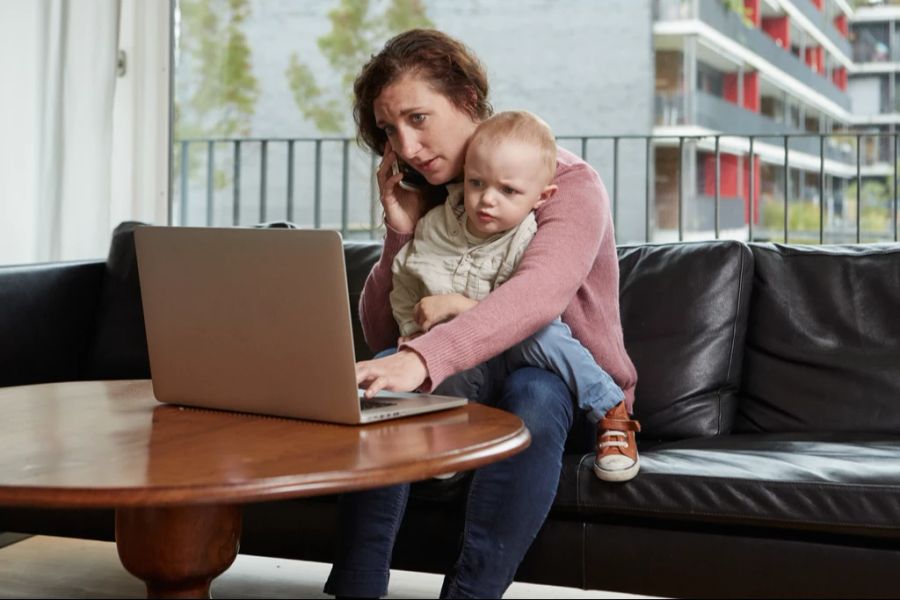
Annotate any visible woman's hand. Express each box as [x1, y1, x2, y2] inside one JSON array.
[[356, 349, 429, 398], [397, 332, 424, 345], [414, 294, 479, 332], [378, 141, 428, 234]]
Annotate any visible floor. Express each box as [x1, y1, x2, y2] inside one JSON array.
[[0, 535, 650, 599]]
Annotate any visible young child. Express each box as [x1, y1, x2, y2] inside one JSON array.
[[389, 110, 639, 482]]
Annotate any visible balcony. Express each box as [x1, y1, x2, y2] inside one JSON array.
[[657, 0, 851, 109], [661, 90, 854, 161], [791, 0, 852, 59]]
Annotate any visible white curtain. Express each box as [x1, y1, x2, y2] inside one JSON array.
[[0, 0, 169, 266]]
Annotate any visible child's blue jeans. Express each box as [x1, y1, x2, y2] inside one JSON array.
[[438, 319, 625, 423]]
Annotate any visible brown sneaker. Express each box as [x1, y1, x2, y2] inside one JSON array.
[[593, 401, 641, 482]]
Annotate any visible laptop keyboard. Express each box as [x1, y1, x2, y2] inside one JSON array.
[[361, 399, 398, 411]]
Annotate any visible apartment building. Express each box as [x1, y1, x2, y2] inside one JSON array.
[[653, 0, 859, 242], [849, 4, 900, 179]]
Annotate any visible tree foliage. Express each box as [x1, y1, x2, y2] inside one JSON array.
[[176, 0, 259, 139], [286, 0, 433, 134]]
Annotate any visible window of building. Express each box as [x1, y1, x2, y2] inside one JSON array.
[[853, 22, 890, 62]]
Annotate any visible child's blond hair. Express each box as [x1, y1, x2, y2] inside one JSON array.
[[468, 110, 557, 183]]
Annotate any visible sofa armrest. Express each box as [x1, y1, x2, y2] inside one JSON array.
[[0, 260, 105, 388]]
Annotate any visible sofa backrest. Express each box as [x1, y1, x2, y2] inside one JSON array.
[[0, 260, 104, 388], [618, 241, 754, 439], [82, 221, 152, 380], [736, 243, 900, 434]]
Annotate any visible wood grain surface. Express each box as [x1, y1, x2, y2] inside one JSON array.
[[0, 380, 531, 507]]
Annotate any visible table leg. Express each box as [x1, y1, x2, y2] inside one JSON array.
[[115, 504, 242, 599]]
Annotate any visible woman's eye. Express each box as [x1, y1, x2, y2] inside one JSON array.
[[383, 126, 396, 137], [468, 179, 482, 188], [410, 114, 426, 125]]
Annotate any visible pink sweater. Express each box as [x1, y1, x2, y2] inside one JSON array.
[[359, 147, 638, 412]]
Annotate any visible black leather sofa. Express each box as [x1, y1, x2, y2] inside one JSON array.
[[2, 222, 900, 599]]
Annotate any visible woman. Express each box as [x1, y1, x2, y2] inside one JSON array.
[[325, 29, 638, 599]]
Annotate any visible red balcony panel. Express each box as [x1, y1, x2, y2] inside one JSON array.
[[742, 156, 761, 224], [834, 15, 848, 38], [810, 0, 823, 10], [805, 47, 825, 75], [723, 73, 738, 105], [744, 72, 760, 112], [762, 16, 790, 49], [832, 66, 847, 90], [744, 0, 761, 27], [703, 153, 740, 197]]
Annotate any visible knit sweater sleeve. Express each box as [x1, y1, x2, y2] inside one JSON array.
[[358, 225, 413, 353], [403, 156, 607, 391]]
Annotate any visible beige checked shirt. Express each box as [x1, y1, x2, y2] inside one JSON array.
[[391, 184, 537, 337]]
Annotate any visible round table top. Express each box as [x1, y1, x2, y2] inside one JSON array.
[[0, 380, 530, 508]]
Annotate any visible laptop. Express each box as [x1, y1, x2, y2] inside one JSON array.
[[134, 226, 467, 424]]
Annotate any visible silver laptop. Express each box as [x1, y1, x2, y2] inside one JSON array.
[[134, 226, 467, 424]]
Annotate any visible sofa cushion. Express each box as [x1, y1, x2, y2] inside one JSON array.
[[618, 241, 753, 439], [737, 243, 900, 434], [556, 433, 900, 538], [82, 222, 151, 380]]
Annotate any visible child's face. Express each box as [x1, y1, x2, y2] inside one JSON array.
[[463, 137, 557, 238]]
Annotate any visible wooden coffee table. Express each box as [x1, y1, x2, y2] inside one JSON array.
[[0, 380, 530, 598]]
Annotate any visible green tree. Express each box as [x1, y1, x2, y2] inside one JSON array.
[[286, 0, 433, 134], [176, 0, 259, 140]]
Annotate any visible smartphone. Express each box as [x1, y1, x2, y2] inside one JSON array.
[[391, 159, 428, 192]]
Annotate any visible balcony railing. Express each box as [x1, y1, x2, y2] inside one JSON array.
[[173, 133, 900, 246]]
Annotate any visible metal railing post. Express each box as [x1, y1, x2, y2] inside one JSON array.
[[314, 140, 322, 229], [748, 136, 755, 242], [891, 131, 900, 242], [783, 135, 789, 244], [180, 141, 189, 226], [819, 134, 825, 244], [233, 141, 241, 226], [678, 136, 685, 242], [857, 134, 861, 244], [714, 135, 720, 240], [259, 140, 268, 223], [206, 141, 215, 226], [612, 136, 619, 230], [287, 140, 295, 224], [645, 136, 652, 243], [341, 140, 350, 236]]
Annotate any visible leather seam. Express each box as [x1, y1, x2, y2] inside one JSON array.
[[720, 242, 747, 436]]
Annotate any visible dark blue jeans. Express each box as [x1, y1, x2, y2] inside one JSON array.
[[324, 364, 581, 599]]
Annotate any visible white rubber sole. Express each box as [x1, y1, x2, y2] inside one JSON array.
[[593, 456, 640, 482]]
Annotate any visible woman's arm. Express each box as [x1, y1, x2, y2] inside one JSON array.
[[359, 225, 413, 352], [403, 161, 610, 391]]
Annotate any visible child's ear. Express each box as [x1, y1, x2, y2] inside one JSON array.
[[534, 184, 558, 210]]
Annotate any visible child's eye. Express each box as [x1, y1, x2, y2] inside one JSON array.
[[502, 186, 518, 195], [468, 179, 482, 188]]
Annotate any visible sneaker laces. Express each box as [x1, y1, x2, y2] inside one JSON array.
[[599, 430, 628, 449]]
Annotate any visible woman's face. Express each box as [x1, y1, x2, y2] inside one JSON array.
[[373, 74, 480, 185]]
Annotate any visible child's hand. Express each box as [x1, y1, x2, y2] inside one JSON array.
[[398, 332, 423, 344], [414, 294, 479, 332]]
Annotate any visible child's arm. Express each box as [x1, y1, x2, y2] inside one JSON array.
[[414, 293, 479, 332]]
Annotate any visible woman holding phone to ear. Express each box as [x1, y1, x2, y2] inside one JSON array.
[[326, 29, 638, 599]]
